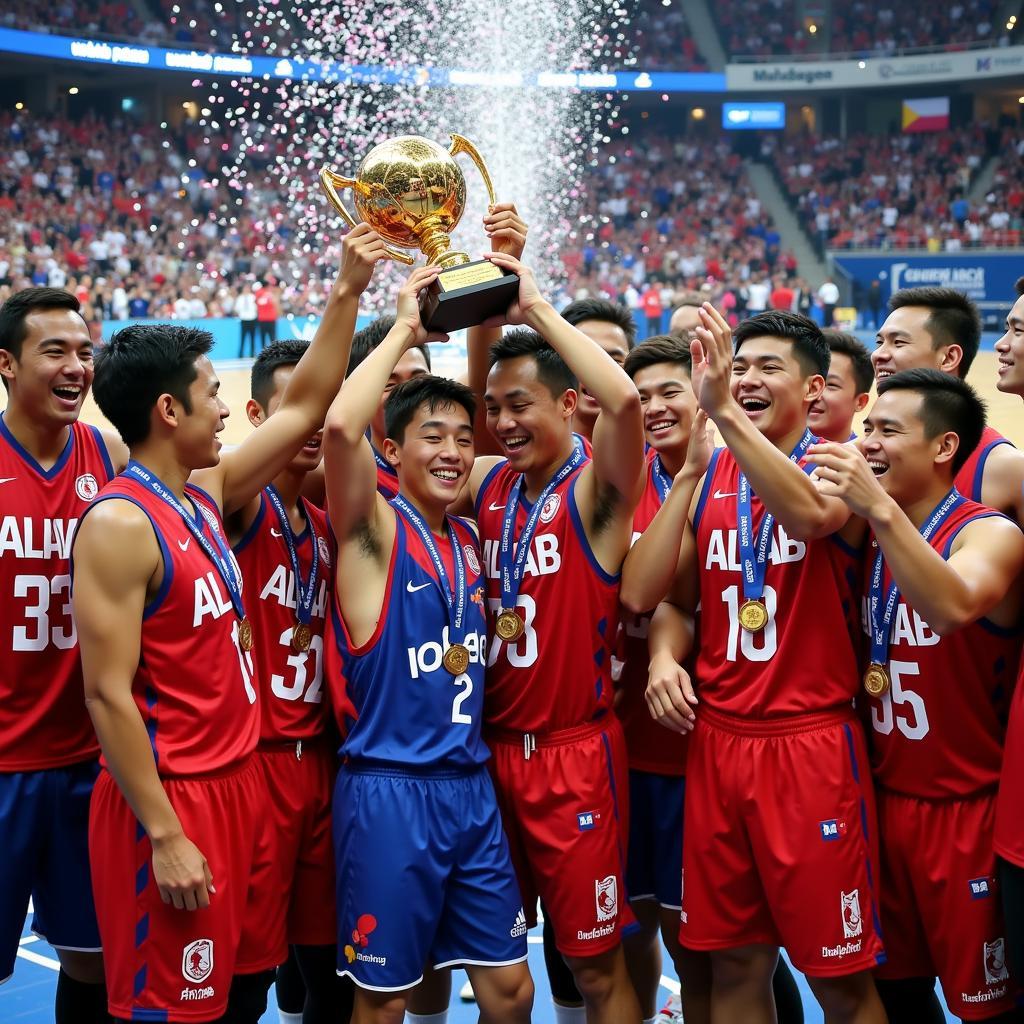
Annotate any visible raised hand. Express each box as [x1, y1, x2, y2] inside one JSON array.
[[394, 265, 446, 346], [692, 302, 737, 419], [481, 252, 547, 327], [337, 222, 389, 296], [806, 440, 889, 519], [680, 409, 715, 482], [484, 203, 528, 261]]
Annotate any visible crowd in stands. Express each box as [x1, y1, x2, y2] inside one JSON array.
[[767, 124, 1023, 251]]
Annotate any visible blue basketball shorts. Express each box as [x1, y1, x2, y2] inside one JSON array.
[[626, 770, 685, 910], [0, 760, 102, 982], [333, 763, 527, 991]]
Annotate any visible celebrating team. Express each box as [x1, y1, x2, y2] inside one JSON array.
[[2, 205, 1024, 1024]]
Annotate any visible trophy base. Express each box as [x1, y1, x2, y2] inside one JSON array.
[[420, 260, 519, 333]]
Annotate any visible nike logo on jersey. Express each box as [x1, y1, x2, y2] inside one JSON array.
[[488, 502, 506, 511], [407, 580, 432, 593], [0, 477, 16, 484], [178, 538, 191, 551], [713, 489, 737, 499], [270, 528, 283, 538]]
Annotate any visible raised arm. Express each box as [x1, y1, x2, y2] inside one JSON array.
[[809, 440, 1024, 634], [196, 224, 386, 514], [693, 304, 851, 540], [73, 501, 213, 911]]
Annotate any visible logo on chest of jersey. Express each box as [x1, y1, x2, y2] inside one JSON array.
[[482, 533, 562, 580], [318, 535, 332, 568], [182, 938, 214, 984], [75, 473, 99, 501], [0, 516, 78, 560], [704, 525, 806, 573], [539, 493, 561, 524], [259, 565, 329, 619], [858, 595, 940, 648], [463, 543, 481, 576], [407, 628, 487, 679]]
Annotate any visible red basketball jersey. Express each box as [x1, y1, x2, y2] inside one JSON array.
[[864, 502, 1022, 799], [693, 447, 861, 717], [77, 473, 260, 777], [618, 450, 688, 776], [234, 490, 332, 741], [476, 461, 620, 733], [0, 417, 114, 770], [373, 447, 399, 500], [996, 660, 1024, 867], [954, 425, 1013, 505]]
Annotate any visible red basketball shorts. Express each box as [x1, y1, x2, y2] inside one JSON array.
[[89, 758, 263, 1022], [680, 704, 885, 977], [487, 716, 635, 957], [876, 788, 1019, 1019], [237, 740, 336, 962]]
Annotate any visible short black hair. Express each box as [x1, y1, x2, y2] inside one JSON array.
[[384, 374, 476, 444], [823, 329, 873, 395], [888, 287, 982, 378], [347, 315, 431, 378], [0, 288, 86, 390], [250, 339, 309, 409], [488, 328, 578, 398], [733, 310, 830, 378], [561, 297, 637, 347], [1016, 276, 1024, 297], [93, 323, 213, 447], [623, 335, 692, 380], [876, 367, 986, 476]]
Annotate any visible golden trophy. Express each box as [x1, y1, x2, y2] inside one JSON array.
[[320, 134, 518, 332]]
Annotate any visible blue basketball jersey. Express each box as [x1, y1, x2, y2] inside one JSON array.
[[332, 506, 490, 769]]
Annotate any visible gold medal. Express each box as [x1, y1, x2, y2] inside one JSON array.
[[738, 599, 769, 633], [442, 643, 470, 676], [237, 617, 254, 652], [292, 621, 312, 653], [495, 609, 525, 642], [863, 663, 891, 698]]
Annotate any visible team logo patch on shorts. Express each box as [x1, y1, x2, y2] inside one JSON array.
[[984, 938, 1009, 985], [510, 908, 528, 938], [75, 473, 99, 501], [969, 876, 993, 899], [344, 913, 382, 966], [820, 819, 846, 841], [577, 811, 595, 831], [841, 890, 863, 939], [463, 543, 481, 575], [539, 493, 561, 524], [595, 875, 618, 922], [181, 938, 214, 984]]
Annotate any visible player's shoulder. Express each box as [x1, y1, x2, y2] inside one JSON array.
[[74, 493, 158, 561]]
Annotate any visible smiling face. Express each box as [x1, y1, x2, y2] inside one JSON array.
[[176, 355, 230, 469], [857, 388, 957, 503], [485, 355, 575, 475], [246, 364, 322, 474], [572, 319, 630, 435], [995, 292, 1024, 396], [384, 400, 475, 513], [807, 351, 869, 442], [0, 308, 94, 429], [872, 305, 961, 382], [731, 336, 823, 443], [632, 361, 696, 458]]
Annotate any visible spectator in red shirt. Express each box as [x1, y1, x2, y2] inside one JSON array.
[[769, 276, 795, 312], [254, 279, 279, 350]]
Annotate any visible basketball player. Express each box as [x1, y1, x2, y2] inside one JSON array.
[[460, 252, 646, 1024], [873, 286, 1024, 518], [994, 276, 1024, 983], [0, 287, 127, 1022], [646, 306, 886, 1023], [809, 369, 1024, 1022], [322, 265, 532, 1024], [807, 330, 872, 443], [229, 340, 355, 1024], [70, 237, 373, 1023]]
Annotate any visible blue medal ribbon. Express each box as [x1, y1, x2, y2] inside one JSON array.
[[264, 485, 320, 627], [500, 445, 585, 609], [737, 430, 815, 605], [392, 494, 468, 645], [867, 488, 964, 668], [651, 454, 673, 504], [126, 461, 245, 619]]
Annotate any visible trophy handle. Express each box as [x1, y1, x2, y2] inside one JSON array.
[[318, 166, 415, 265], [448, 134, 498, 208]]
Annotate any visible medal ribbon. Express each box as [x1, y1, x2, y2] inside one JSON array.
[[651, 454, 673, 504], [868, 488, 964, 667], [126, 461, 245, 619], [264, 485, 320, 627], [499, 445, 585, 608], [737, 430, 815, 605], [391, 494, 468, 645]]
